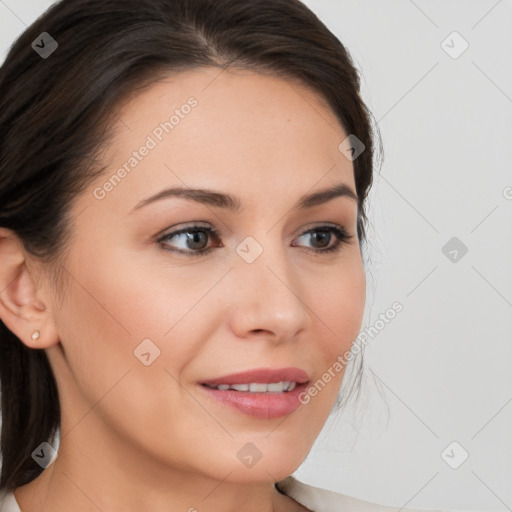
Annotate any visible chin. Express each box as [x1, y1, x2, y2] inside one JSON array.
[[216, 461, 303, 485], [206, 433, 312, 484]]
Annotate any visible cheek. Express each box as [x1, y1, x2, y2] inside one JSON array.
[[56, 243, 226, 403], [54, 251, 220, 453], [313, 256, 366, 352], [65, 240, 215, 347], [293, 255, 365, 412]]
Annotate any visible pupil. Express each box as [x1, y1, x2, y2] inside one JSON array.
[[313, 231, 330, 248], [188, 231, 206, 250]]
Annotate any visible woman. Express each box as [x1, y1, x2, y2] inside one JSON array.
[[0, 0, 443, 510]]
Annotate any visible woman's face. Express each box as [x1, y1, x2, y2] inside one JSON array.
[[45, 67, 366, 483]]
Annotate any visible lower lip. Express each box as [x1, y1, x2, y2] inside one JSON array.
[[197, 383, 308, 419]]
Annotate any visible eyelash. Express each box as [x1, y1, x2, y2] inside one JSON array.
[[157, 223, 354, 258]]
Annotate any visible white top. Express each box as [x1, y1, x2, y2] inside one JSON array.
[[0, 475, 446, 512], [275, 476, 445, 511]]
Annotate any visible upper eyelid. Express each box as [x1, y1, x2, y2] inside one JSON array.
[[157, 222, 346, 239]]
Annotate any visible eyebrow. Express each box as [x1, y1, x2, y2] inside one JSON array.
[[129, 182, 358, 214]]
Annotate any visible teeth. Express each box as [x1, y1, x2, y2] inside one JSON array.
[[266, 382, 286, 392], [249, 383, 268, 392], [231, 384, 249, 391], [206, 381, 299, 393]]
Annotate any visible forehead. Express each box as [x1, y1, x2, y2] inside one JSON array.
[[84, 67, 355, 215], [114, 66, 338, 127], [109, 66, 347, 156]]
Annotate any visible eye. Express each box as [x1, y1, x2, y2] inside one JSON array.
[[157, 224, 222, 257], [157, 223, 354, 257], [292, 225, 354, 253]]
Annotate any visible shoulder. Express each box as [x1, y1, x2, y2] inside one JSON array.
[[0, 488, 21, 512], [275, 476, 447, 512]]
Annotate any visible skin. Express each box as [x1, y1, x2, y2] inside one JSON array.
[[0, 67, 366, 512]]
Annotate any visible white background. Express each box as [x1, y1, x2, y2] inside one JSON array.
[[1, 1, 511, 511]]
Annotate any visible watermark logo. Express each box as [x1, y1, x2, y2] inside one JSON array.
[[441, 441, 469, 469], [237, 442, 262, 468], [32, 32, 58, 59], [338, 134, 365, 161], [441, 31, 469, 59], [235, 236, 263, 264], [133, 338, 161, 366], [442, 236, 468, 263], [32, 441, 58, 468]]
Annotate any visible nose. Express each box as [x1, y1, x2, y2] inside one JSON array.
[[226, 238, 312, 343]]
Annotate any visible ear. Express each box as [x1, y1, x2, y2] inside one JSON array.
[[0, 227, 60, 349]]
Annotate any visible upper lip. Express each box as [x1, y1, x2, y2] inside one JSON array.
[[200, 367, 309, 386]]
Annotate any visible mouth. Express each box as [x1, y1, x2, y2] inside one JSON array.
[[197, 367, 310, 419], [201, 381, 300, 392]]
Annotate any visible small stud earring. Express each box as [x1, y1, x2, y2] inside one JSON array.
[[31, 330, 40, 342]]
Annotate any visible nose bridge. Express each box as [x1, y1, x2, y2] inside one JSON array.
[[228, 232, 311, 337]]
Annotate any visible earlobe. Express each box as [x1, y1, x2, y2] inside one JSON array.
[[0, 227, 60, 349]]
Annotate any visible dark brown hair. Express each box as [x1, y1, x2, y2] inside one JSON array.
[[0, 0, 381, 492]]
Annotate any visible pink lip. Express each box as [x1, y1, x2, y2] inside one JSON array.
[[198, 367, 310, 419], [200, 367, 309, 386]]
